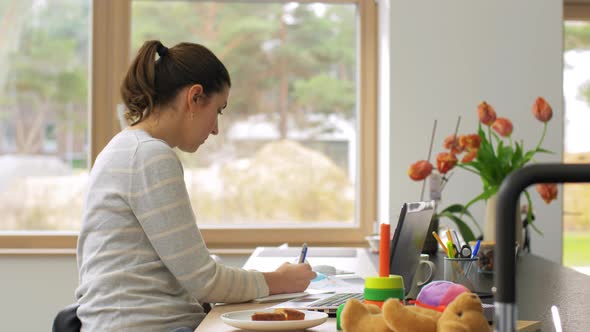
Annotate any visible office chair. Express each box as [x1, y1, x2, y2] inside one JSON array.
[[494, 163, 590, 332], [52, 302, 213, 332], [53, 256, 221, 331], [52, 303, 80, 332]]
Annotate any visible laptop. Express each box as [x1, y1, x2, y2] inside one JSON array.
[[389, 201, 436, 295], [270, 201, 436, 315]]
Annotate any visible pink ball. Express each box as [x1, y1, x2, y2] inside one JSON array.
[[416, 280, 470, 307]]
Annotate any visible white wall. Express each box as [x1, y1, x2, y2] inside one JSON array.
[[0, 254, 250, 331], [1, 255, 78, 331], [387, 1, 564, 262]]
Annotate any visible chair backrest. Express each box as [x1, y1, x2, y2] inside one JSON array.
[[52, 303, 81, 332]]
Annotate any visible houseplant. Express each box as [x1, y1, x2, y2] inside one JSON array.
[[408, 97, 559, 245]]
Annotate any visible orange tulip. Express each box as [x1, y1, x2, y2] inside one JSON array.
[[532, 97, 553, 123], [436, 152, 458, 174], [443, 135, 463, 154], [478, 101, 497, 126], [459, 134, 481, 152], [461, 150, 478, 163], [536, 183, 558, 204], [408, 160, 433, 181], [492, 118, 513, 137]]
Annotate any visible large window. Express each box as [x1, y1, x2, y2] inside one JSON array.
[[132, 1, 357, 227], [0, 0, 90, 232], [128, 0, 377, 247], [0, 0, 377, 249], [563, 20, 590, 273]]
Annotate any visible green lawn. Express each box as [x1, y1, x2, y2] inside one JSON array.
[[563, 232, 590, 267]]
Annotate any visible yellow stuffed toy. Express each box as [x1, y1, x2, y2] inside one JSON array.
[[437, 292, 491, 332], [340, 299, 390, 332], [341, 293, 491, 332]]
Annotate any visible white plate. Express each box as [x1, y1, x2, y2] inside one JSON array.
[[220, 309, 328, 331]]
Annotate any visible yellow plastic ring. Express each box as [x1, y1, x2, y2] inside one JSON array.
[[364, 275, 404, 289]]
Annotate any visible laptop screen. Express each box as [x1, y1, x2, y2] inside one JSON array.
[[389, 201, 436, 295]]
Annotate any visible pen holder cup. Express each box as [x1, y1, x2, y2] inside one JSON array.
[[469, 241, 495, 274], [443, 257, 479, 291]]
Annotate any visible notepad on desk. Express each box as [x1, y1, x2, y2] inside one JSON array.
[[252, 274, 364, 304], [251, 292, 310, 303]]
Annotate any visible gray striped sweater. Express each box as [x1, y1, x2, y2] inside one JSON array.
[[75, 129, 268, 332]]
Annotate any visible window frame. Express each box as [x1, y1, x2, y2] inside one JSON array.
[[563, 1, 590, 265], [1, 0, 378, 250], [565, 1, 590, 20]]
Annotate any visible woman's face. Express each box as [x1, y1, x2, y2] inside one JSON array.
[[178, 85, 229, 152]]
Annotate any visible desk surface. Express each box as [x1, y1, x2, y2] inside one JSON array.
[[196, 248, 590, 332], [388, 253, 590, 332]]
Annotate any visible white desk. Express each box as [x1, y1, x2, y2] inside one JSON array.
[[195, 247, 376, 331], [196, 248, 580, 331], [243, 247, 378, 275]]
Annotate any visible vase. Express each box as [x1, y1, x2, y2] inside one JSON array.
[[422, 173, 442, 255], [483, 193, 524, 249]]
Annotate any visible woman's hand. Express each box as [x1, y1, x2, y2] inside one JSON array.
[[263, 262, 317, 295]]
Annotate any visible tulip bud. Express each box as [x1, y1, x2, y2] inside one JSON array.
[[532, 97, 553, 123], [478, 101, 497, 126], [461, 150, 478, 163], [408, 160, 433, 181], [492, 118, 513, 137], [436, 152, 458, 174], [459, 134, 482, 152], [443, 135, 463, 154], [536, 183, 558, 204]]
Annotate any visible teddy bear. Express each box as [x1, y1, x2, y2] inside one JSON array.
[[436, 292, 491, 332], [341, 292, 491, 332], [340, 299, 391, 332]]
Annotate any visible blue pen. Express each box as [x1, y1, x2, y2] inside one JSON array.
[[298, 243, 308, 263], [472, 240, 481, 258]]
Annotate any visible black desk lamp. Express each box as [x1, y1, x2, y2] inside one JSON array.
[[494, 163, 590, 331]]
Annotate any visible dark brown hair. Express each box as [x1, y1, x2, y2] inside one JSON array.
[[120, 40, 231, 125]]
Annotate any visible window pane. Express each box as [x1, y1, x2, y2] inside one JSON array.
[[131, 1, 357, 226], [0, 0, 90, 231], [563, 21, 590, 273]]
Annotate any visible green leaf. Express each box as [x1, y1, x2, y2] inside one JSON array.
[[511, 141, 524, 168], [456, 163, 482, 175], [439, 204, 483, 234], [464, 188, 498, 213], [439, 204, 468, 214], [438, 211, 476, 243], [491, 131, 502, 144]]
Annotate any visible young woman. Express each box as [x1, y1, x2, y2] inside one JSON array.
[[75, 40, 316, 332]]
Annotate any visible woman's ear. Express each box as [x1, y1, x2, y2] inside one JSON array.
[[187, 84, 204, 106]]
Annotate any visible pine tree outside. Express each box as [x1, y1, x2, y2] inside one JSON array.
[[563, 20, 590, 275]]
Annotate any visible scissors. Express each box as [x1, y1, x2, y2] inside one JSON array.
[[453, 244, 472, 258]]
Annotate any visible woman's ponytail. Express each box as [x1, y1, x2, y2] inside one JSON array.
[[120, 40, 162, 125]]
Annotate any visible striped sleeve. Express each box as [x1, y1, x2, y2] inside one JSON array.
[[127, 142, 269, 303]]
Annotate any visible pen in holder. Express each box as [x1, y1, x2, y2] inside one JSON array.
[[443, 257, 478, 291]]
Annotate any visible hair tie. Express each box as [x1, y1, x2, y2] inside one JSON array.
[[156, 43, 168, 57]]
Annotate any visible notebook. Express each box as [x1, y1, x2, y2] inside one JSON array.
[[270, 201, 436, 314]]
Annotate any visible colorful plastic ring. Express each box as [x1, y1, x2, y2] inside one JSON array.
[[336, 303, 346, 330], [363, 299, 385, 308], [364, 287, 405, 301], [364, 275, 404, 289]]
